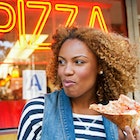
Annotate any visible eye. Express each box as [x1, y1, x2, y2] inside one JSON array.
[[58, 59, 66, 65], [75, 59, 85, 65]]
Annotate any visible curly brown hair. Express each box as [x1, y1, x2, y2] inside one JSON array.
[[47, 26, 138, 103]]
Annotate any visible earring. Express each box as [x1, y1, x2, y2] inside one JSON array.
[[99, 71, 103, 75]]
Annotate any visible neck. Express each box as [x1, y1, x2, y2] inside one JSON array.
[[70, 93, 99, 115]]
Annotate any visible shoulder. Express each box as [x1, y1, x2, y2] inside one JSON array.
[[17, 90, 62, 140], [17, 95, 45, 140], [21, 95, 45, 120], [23, 95, 45, 112]]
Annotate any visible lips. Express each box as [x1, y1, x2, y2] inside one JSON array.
[[62, 79, 76, 87]]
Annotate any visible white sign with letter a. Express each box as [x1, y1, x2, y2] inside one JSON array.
[[23, 70, 46, 99]]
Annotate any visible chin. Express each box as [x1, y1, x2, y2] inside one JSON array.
[[64, 89, 77, 97]]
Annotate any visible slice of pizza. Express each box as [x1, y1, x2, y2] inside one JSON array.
[[89, 94, 140, 132]]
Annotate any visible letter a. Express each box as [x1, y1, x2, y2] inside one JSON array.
[[89, 6, 108, 32], [30, 74, 42, 90]]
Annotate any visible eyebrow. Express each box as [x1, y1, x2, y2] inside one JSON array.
[[58, 55, 88, 59]]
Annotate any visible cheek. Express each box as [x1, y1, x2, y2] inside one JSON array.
[[77, 66, 98, 81], [57, 67, 63, 78]]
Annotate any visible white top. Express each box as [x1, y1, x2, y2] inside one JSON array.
[[73, 113, 106, 140]]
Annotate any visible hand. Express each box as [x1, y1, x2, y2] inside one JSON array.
[[119, 126, 140, 140], [125, 126, 140, 140]]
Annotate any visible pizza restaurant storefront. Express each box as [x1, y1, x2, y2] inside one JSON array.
[[0, 0, 139, 139]]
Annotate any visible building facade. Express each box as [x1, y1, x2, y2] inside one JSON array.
[[0, 0, 140, 139]]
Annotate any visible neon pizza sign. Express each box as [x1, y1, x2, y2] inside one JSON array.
[[0, 0, 108, 48]]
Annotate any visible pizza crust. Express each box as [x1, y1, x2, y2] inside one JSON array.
[[89, 94, 140, 131], [102, 113, 140, 131]]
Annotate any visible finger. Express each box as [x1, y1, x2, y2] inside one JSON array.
[[134, 127, 140, 140], [124, 126, 135, 140], [118, 128, 126, 140]]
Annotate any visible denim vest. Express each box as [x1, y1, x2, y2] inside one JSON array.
[[41, 89, 118, 140]]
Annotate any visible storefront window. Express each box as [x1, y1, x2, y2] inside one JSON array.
[[0, 0, 127, 129]]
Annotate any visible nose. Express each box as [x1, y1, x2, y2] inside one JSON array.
[[64, 63, 74, 75]]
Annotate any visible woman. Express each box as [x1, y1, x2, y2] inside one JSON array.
[[18, 26, 140, 140]]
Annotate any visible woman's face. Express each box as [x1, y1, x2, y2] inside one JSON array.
[[58, 39, 99, 98]]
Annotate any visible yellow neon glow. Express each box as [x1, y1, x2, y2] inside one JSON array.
[[55, 4, 78, 27], [18, 34, 49, 59], [17, 0, 26, 49], [0, 2, 16, 32], [26, 1, 51, 45], [0, 7, 11, 28], [89, 6, 108, 32], [35, 47, 51, 50], [37, 43, 51, 50], [3, 34, 49, 63]]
